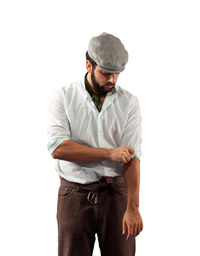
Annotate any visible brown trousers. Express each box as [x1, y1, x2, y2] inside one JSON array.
[[57, 176, 135, 256]]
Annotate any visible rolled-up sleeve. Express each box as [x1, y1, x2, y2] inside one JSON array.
[[120, 96, 142, 160], [47, 89, 71, 155]]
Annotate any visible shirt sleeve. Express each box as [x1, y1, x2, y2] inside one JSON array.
[[47, 89, 71, 155], [120, 96, 142, 161]]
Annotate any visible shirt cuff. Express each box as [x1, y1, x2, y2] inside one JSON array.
[[131, 152, 141, 160], [47, 137, 69, 155]]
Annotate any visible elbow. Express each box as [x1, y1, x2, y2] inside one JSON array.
[[51, 150, 58, 159], [50, 139, 70, 159], [51, 146, 60, 159]]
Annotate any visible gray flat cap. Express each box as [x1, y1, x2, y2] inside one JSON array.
[[88, 32, 128, 73]]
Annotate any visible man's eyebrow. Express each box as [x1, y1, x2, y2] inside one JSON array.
[[100, 70, 110, 75]]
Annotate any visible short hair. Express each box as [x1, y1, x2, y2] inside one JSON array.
[[86, 51, 97, 69]]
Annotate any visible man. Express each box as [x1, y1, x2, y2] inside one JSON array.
[[47, 32, 143, 256]]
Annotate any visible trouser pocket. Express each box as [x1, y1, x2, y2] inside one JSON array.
[[58, 185, 76, 198]]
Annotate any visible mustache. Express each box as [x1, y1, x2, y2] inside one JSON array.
[[105, 83, 115, 86]]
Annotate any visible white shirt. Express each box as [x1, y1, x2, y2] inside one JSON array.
[[47, 76, 142, 184]]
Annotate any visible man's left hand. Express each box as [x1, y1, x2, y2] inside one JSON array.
[[122, 208, 143, 240]]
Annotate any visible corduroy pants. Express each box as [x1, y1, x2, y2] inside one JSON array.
[[57, 176, 135, 256]]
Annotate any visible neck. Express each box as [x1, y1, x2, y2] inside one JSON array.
[[86, 73, 101, 95]]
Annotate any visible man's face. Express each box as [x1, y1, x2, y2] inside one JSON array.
[[91, 65, 120, 95]]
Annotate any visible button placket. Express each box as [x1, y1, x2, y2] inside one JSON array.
[[98, 114, 104, 142]]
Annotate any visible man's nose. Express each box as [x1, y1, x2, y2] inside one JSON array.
[[107, 74, 118, 83]]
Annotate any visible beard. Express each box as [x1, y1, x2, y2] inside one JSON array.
[[91, 69, 115, 96]]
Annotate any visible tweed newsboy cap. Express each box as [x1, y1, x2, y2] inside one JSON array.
[[88, 32, 128, 73]]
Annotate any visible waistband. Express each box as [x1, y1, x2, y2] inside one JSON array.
[[60, 176, 125, 191]]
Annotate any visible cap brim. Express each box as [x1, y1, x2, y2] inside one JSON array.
[[98, 65, 124, 74]]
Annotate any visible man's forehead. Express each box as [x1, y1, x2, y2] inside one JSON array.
[[96, 66, 107, 73]]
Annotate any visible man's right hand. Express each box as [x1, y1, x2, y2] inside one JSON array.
[[109, 146, 135, 164]]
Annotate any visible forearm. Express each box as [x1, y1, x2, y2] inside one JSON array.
[[52, 139, 111, 162], [124, 156, 140, 210]]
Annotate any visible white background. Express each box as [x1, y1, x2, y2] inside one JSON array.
[[0, 0, 200, 255]]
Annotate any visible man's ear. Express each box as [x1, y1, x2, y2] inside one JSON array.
[[86, 60, 92, 73]]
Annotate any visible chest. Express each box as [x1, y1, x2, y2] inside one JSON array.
[[66, 97, 127, 147]]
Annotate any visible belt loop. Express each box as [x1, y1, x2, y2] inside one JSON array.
[[105, 177, 114, 184], [99, 176, 115, 184]]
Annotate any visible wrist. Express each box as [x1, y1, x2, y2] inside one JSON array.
[[126, 198, 139, 211], [106, 148, 113, 161], [126, 205, 139, 212]]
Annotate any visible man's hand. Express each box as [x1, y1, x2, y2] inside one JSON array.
[[109, 146, 134, 164], [122, 208, 143, 240]]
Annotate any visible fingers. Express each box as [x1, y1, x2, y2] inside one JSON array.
[[121, 155, 130, 164], [135, 222, 143, 237], [122, 218, 127, 235], [124, 222, 143, 240], [126, 223, 134, 240], [113, 146, 134, 164], [128, 147, 134, 154], [121, 150, 132, 164]]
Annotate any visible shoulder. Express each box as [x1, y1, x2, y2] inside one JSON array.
[[56, 80, 81, 94], [115, 84, 140, 107], [52, 79, 84, 101]]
